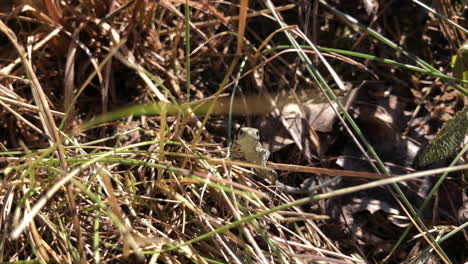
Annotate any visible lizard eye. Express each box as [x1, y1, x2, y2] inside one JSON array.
[[239, 128, 246, 136]]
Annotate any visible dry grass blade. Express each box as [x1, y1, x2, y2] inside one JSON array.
[[0, 22, 60, 154], [96, 18, 168, 102], [63, 28, 78, 121], [43, 0, 62, 23], [236, 0, 248, 56], [0, 99, 44, 135], [0, 27, 61, 75], [0, 95, 65, 117], [0, 19, 85, 262]]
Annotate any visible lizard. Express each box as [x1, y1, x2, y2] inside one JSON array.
[[231, 127, 339, 194], [231, 127, 278, 181]]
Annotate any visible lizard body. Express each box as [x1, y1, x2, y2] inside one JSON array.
[[232, 127, 339, 194], [231, 127, 277, 181]]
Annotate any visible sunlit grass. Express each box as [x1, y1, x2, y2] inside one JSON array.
[[0, 0, 466, 263]]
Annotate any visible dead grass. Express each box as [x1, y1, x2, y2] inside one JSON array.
[[0, 0, 467, 263]]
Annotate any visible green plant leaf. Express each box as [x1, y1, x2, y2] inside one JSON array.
[[419, 106, 468, 166], [452, 41, 468, 88]]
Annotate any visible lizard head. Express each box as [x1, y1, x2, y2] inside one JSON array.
[[239, 127, 259, 140]]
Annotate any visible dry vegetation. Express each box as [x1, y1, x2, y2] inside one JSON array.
[[0, 0, 467, 263]]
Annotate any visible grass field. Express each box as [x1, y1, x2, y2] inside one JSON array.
[[0, 1, 467, 263]]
